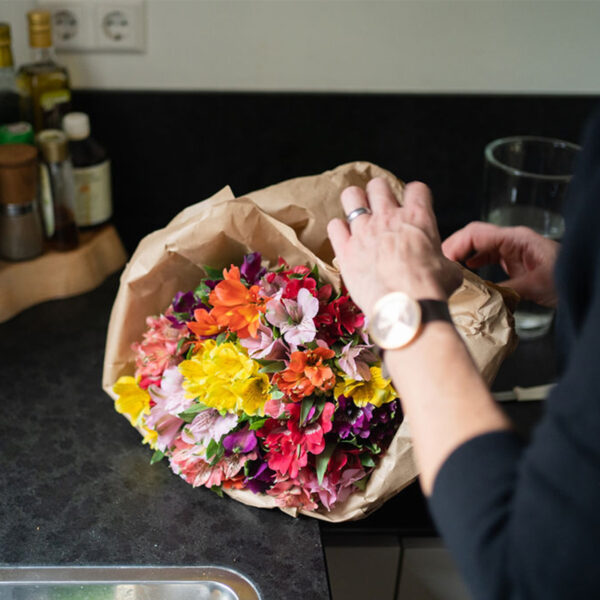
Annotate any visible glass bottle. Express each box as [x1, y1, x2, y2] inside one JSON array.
[[16, 11, 71, 132], [0, 22, 20, 125], [63, 112, 113, 228], [37, 129, 79, 251]]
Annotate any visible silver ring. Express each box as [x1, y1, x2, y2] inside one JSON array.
[[345, 207, 372, 224]]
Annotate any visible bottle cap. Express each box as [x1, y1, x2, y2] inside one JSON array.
[[27, 10, 52, 48], [63, 113, 91, 141], [0, 123, 35, 146], [37, 129, 69, 163]]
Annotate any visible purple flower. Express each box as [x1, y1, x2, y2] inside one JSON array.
[[244, 460, 276, 494], [241, 252, 266, 285], [333, 395, 374, 439], [223, 426, 258, 455], [168, 291, 208, 326]]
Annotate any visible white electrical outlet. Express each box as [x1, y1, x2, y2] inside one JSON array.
[[94, 1, 145, 52], [36, 0, 145, 53], [37, 0, 94, 51]]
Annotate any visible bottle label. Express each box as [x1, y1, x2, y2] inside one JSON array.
[[39, 163, 55, 237], [72, 160, 112, 226]]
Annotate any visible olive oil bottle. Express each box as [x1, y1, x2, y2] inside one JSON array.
[[16, 10, 71, 132], [0, 22, 20, 125]]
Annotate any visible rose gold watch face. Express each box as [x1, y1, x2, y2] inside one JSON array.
[[369, 292, 422, 350]]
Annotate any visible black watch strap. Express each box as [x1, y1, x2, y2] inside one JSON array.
[[418, 299, 452, 324]]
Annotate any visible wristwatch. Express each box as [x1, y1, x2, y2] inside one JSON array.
[[368, 292, 453, 350]]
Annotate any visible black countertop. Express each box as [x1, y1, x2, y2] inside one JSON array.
[[0, 272, 330, 600], [0, 266, 558, 594]]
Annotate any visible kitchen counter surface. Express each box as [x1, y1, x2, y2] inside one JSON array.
[[0, 272, 330, 600]]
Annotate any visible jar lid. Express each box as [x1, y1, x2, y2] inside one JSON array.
[[0, 122, 35, 146], [37, 129, 69, 163], [0, 144, 38, 206], [63, 112, 90, 141], [0, 144, 38, 168]]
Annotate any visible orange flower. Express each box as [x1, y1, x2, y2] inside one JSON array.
[[186, 308, 225, 338], [273, 347, 336, 402], [209, 278, 266, 339]]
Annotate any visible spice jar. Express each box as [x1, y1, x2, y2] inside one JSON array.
[[0, 143, 44, 261], [37, 129, 78, 251]]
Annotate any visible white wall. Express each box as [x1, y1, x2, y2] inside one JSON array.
[[3, 0, 600, 94]]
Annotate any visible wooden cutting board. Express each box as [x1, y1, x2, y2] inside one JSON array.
[[0, 225, 127, 323]]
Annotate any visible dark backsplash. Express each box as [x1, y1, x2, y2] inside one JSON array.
[[72, 91, 599, 253]]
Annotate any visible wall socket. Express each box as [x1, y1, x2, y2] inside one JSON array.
[[36, 0, 145, 52]]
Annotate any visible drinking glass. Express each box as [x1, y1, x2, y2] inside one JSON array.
[[482, 136, 581, 339]]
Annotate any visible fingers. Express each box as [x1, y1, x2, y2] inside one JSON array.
[[365, 177, 400, 213], [327, 218, 350, 261], [442, 222, 507, 264], [340, 186, 370, 229], [402, 182, 441, 245]]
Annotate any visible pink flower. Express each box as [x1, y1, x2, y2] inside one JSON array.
[[337, 343, 377, 381], [181, 409, 238, 446], [266, 474, 319, 511], [265, 287, 319, 347], [238, 322, 287, 360], [169, 437, 256, 488], [133, 309, 187, 385], [303, 466, 366, 511], [147, 367, 194, 451]]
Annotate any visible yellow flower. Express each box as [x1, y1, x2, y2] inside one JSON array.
[[142, 427, 158, 450], [113, 376, 151, 426], [334, 366, 397, 408], [178, 340, 269, 415], [233, 372, 271, 416]]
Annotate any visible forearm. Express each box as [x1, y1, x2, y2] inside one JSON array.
[[384, 320, 511, 495]]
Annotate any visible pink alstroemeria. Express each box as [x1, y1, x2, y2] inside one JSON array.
[[147, 367, 194, 451], [337, 343, 378, 381], [239, 322, 287, 360], [265, 287, 319, 347], [181, 408, 238, 447]]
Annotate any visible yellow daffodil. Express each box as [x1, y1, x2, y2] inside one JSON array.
[[334, 366, 397, 408], [113, 376, 151, 426], [178, 340, 269, 415]]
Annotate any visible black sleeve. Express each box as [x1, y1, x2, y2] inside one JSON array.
[[428, 108, 600, 600]]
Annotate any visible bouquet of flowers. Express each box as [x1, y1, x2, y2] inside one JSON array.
[[104, 162, 515, 520], [113, 252, 403, 512]]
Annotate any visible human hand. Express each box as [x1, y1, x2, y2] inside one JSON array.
[[327, 178, 463, 319], [442, 222, 560, 308]]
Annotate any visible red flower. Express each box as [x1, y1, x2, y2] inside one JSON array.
[[257, 402, 335, 479], [316, 295, 365, 344]]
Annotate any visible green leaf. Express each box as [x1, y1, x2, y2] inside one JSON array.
[[216, 332, 228, 346], [150, 450, 165, 465], [300, 397, 315, 425], [270, 389, 284, 400], [176, 336, 188, 353], [178, 403, 209, 423], [249, 418, 268, 431], [257, 360, 285, 374], [315, 441, 337, 485], [310, 263, 320, 281], [203, 265, 223, 280], [185, 345, 195, 360], [309, 397, 326, 423], [287, 272, 305, 280], [210, 485, 224, 498], [194, 281, 211, 304], [205, 438, 219, 460], [354, 476, 368, 491], [360, 454, 376, 468]]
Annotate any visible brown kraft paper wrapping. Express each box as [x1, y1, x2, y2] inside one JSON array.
[[102, 161, 516, 522]]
